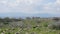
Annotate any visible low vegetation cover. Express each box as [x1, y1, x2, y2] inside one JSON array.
[[0, 17, 60, 34]]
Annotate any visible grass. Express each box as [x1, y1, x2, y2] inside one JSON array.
[[0, 26, 60, 34], [0, 18, 60, 34]]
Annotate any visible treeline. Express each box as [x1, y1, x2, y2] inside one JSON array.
[[0, 17, 24, 22], [0, 17, 60, 22], [0, 17, 41, 22]]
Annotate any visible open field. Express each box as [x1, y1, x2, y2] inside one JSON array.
[[0, 17, 60, 34]]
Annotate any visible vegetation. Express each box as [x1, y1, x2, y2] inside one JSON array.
[[0, 17, 60, 34]]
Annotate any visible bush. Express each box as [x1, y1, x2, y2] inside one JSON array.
[[52, 17, 60, 21], [48, 22, 60, 30]]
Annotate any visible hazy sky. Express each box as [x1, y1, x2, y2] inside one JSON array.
[[0, 0, 60, 17]]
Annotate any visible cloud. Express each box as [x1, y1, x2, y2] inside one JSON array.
[[0, 0, 60, 15]]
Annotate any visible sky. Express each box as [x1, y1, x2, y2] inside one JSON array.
[[0, 0, 60, 18]]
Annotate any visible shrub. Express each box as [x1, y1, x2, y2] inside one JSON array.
[[52, 17, 60, 21], [48, 22, 60, 30]]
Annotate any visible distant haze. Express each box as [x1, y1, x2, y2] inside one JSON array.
[[0, 0, 60, 17]]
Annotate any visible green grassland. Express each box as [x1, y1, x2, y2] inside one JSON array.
[[0, 17, 60, 34]]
